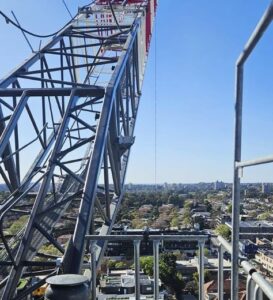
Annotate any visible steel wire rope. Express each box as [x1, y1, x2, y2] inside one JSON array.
[[0, 1, 96, 38], [108, 0, 125, 33], [107, 0, 141, 33], [0, 10, 77, 38], [154, 18, 157, 194]]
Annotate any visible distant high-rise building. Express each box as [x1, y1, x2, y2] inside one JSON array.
[[261, 183, 271, 194], [214, 180, 224, 190], [163, 182, 169, 190]]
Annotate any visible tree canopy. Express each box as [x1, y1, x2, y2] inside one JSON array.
[[215, 224, 231, 240], [140, 253, 184, 297]]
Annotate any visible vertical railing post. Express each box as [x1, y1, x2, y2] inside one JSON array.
[[246, 275, 253, 300], [198, 241, 204, 300], [153, 240, 160, 300], [90, 241, 97, 300], [134, 240, 141, 300], [218, 244, 223, 300], [232, 64, 244, 300], [254, 284, 263, 300]]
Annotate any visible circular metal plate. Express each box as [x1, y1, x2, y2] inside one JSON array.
[[46, 274, 89, 286]]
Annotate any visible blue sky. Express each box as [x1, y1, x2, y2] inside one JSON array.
[[1, 1, 273, 183]]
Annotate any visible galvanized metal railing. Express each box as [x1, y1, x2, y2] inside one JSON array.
[[84, 234, 273, 300], [85, 234, 209, 300], [232, 1, 273, 299], [217, 236, 273, 300]]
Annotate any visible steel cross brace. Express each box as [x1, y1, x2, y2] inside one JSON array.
[[0, 0, 155, 298]]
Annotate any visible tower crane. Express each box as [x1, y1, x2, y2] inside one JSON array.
[[0, 0, 157, 298]]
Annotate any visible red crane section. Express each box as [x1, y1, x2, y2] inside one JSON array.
[[96, 0, 157, 51]]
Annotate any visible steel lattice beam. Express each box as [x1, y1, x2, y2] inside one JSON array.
[[0, 0, 156, 298]]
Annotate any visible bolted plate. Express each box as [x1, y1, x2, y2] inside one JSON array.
[[46, 274, 89, 286]]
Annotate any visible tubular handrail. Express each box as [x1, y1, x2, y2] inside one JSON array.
[[85, 234, 209, 241], [217, 236, 273, 300], [85, 233, 209, 300], [236, 1, 273, 67], [232, 1, 273, 299]]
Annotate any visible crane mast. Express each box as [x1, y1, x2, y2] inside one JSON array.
[[0, 0, 157, 298]]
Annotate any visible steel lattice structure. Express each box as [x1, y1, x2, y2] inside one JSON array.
[[0, 0, 156, 298]]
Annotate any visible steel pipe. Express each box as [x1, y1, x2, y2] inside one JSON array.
[[236, 155, 273, 168], [90, 241, 97, 300], [218, 245, 223, 300], [153, 240, 160, 300], [254, 284, 263, 300], [198, 242, 204, 300], [134, 240, 140, 300], [217, 236, 232, 254], [232, 63, 244, 300], [237, 0, 273, 66], [85, 234, 209, 242], [242, 261, 273, 300]]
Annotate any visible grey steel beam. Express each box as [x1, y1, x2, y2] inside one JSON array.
[[2, 90, 80, 299], [82, 21, 145, 270], [34, 222, 64, 254], [63, 21, 140, 274], [0, 107, 19, 191], [0, 1, 156, 297], [0, 87, 104, 97], [63, 86, 116, 273], [103, 148, 110, 219]]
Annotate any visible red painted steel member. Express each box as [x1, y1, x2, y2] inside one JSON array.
[[96, 0, 157, 51]]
